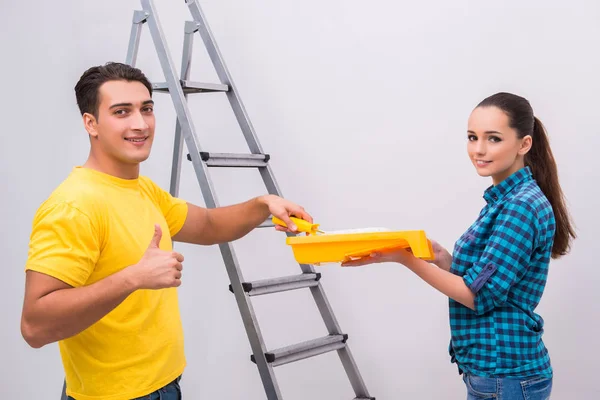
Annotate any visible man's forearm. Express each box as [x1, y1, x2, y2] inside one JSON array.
[[22, 268, 138, 348], [175, 194, 309, 246], [205, 195, 271, 243]]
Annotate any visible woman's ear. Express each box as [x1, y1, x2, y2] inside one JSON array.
[[519, 135, 533, 156]]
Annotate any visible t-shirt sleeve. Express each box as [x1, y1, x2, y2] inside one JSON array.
[[462, 200, 539, 315], [25, 202, 100, 287], [142, 177, 189, 237]]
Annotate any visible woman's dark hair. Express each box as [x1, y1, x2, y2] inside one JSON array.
[[477, 92, 575, 258], [74, 62, 153, 120]]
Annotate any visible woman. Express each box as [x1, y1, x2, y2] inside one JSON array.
[[342, 92, 576, 399]]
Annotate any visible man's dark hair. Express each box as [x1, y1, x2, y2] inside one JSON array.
[[74, 62, 153, 119]]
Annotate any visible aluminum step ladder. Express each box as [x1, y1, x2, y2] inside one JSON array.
[[123, 1, 375, 398]]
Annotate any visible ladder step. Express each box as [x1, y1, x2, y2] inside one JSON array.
[[152, 80, 229, 93], [229, 273, 321, 297], [251, 334, 348, 367], [187, 152, 270, 168], [354, 398, 376, 400]]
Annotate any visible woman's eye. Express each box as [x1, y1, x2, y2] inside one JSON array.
[[489, 136, 501, 143], [467, 135, 477, 141]]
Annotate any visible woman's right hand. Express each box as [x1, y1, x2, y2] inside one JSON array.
[[428, 239, 453, 272]]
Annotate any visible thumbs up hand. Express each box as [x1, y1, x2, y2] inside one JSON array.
[[129, 224, 185, 290], [148, 223, 164, 249]]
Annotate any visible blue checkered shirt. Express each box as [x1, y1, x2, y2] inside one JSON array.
[[448, 167, 555, 379]]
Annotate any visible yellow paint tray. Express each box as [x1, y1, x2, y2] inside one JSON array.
[[285, 228, 434, 265]]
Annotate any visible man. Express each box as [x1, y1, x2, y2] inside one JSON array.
[[20, 62, 312, 400]]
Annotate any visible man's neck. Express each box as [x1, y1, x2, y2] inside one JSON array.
[[83, 152, 140, 180]]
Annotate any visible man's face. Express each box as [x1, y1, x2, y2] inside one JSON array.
[[86, 80, 155, 166]]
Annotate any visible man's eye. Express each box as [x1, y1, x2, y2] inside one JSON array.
[[142, 107, 154, 113], [114, 109, 127, 115]]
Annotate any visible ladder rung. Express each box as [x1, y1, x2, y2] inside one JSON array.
[[152, 80, 229, 93], [251, 334, 348, 367], [229, 273, 321, 297], [354, 398, 376, 400], [187, 152, 270, 168]]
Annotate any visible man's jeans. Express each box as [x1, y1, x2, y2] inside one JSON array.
[[463, 374, 552, 400], [64, 376, 182, 400]]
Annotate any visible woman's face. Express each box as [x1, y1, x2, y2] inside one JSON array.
[[467, 106, 532, 185]]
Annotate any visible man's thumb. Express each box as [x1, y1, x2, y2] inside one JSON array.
[[149, 224, 162, 248]]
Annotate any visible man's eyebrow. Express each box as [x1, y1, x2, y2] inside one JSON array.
[[109, 100, 154, 109], [109, 102, 132, 109]]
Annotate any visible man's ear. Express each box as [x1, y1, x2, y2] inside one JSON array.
[[519, 134, 533, 156], [83, 113, 99, 138]]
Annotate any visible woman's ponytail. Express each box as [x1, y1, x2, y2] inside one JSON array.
[[477, 93, 576, 258]]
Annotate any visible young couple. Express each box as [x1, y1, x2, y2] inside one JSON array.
[[21, 62, 574, 400]]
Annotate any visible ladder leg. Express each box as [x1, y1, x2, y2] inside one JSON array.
[[185, 0, 285, 205], [170, 115, 185, 198], [169, 21, 197, 198], [140, 0, 212, 204], [304, 261, 372, 397], [184, 1, 263, 155], [125, 10, 149, 67], [60, 379, 67, 400], [309, 282, 372, 397], [219, 242, 283, 399], [139, 1, 283, 398]]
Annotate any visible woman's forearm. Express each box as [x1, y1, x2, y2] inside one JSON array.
[[433, 251, 453, 272], [403, 256, 475, 310]]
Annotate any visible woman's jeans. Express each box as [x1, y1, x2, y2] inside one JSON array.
[[463, 374, 552, 400]]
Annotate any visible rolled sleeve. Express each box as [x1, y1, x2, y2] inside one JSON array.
[[463, 201, 538, 315]]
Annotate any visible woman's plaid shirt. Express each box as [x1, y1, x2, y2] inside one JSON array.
[[449, 167, 554, 379]]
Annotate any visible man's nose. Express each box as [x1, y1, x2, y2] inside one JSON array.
[[131, 111, 148, 130]]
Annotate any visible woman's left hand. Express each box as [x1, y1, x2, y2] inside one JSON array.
[[340, 247, 415, 267]]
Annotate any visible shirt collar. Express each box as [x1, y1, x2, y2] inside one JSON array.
[[483, 166, 533, 204]]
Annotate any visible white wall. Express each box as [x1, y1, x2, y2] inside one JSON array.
[[1, 0, 598, 398]]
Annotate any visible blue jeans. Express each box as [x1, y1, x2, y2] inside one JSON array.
[[65, 376, 182, 400], [463, 374, 552, 400]]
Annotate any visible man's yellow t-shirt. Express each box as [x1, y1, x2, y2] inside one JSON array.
[[25, 166, 189, 400]]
